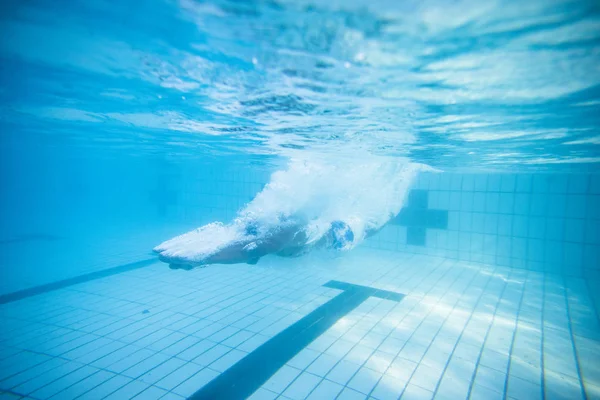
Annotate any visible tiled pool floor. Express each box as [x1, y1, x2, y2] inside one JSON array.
[[1, 249, 599, 400]]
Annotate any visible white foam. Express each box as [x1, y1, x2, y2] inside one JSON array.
[[155, 155, 431, 263]]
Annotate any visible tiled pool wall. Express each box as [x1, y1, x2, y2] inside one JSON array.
[[180, 167, 599, 285], [0, 152, 272, 295], [4, 148, 599, 310], [170, 167, 600, 284], [364, 172, 600, 311], [162, 164, 272, 227], [365, 173, 598, 274]]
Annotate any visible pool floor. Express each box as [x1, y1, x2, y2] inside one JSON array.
[[0, 249, 598, 400]]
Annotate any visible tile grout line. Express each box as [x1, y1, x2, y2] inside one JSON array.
[[464, 267, 511, 399], [563, 276, 589, 400], [501, 270, 528, 400]]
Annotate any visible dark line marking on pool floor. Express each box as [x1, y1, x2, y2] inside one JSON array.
[[189, 280, 405, 400], [0, 258, 157, 304]]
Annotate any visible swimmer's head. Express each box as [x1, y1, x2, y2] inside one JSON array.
[[329, 220, 354, 250]]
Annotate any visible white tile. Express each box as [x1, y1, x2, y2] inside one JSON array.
[[347, 367, 382, 395], [172, 368, 219, 397], [209, 349, 247, 372], [287, 348, 321, 370], [410, 363, 443, 392], [326, 360, 362, 385], [282, 372, 321, 400], [262, 365, 301, 394], [306, 353, 340, 377], [306, 379, 344, 400], [506, 375, 542, 400], [248, 388, 278, 400], [401, 384, 433, 400], [155, 362, 201, 390], [337, 387, 368, 400], [473, 365, 505, 394], [470, 384, 503, 400]]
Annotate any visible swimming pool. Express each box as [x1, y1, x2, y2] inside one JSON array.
[[1, 0, 599, 399]]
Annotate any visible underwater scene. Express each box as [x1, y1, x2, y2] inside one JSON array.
[[1, 0, 599, 399]]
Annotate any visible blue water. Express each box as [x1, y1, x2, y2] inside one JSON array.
[[1, 1, 600, 399], [2, 0, 598, 284]]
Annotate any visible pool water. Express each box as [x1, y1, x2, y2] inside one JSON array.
[[1, 0, 599, 399]]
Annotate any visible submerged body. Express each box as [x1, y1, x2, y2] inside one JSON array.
[[154, 218, 359, 269], [154, 157, 427, 269]]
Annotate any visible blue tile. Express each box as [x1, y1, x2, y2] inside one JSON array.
[[545, 243, 564, 267], [527, 239, 544, 262], [514, 194, 531, 215], [566, 195, 586, 219], [459, 212, 473, 232], [497, 215, 512, 236], [460, 192, 474, 211], [583, 245, 600, 269], [546, 194, 567, 217], [532, 175, 550, 193], [498, 193, 515, 214], [564, 243, 584, 273], [450, 174, 463, 191], [587, 195, 600, 219], [565, 219, 585, 243], [511, 238, 527, 260], [529, 195, 548, 217], [585, 219, 600, 244], [512, 216, 528, 237], [507, 375, 542, 400], [449, 192, 461, 211], [527, 217, 545, 239], [497, 236, 511, 257], [487, 175, 501, 192], [545, 218, 565, 241], [568, 175, 589, 194], [547, 175, 569, 194], [472, 193, 486, 212], [590, 175, 600, 194], [500, 174, 516, 192], [516, 174, 533, 192], [79, 374, 131, 399], [484, 214, 498, 235], [485, 193, 500, 213], [462, 175, 475, 191], [474, 175, 488, 192]]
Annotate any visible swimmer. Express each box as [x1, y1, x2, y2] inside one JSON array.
[[153, 218, 372, 270], [153, 156, 427, 270]]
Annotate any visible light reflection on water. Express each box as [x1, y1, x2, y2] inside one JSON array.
[[0, 0, 599, 170]]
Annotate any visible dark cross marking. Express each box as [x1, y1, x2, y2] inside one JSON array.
[[391, 189, 448, 246], [190, 280, 405, 400]]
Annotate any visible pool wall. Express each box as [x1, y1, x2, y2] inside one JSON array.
[[364, 172, 600, 316], [1, 138, 598, 315]]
